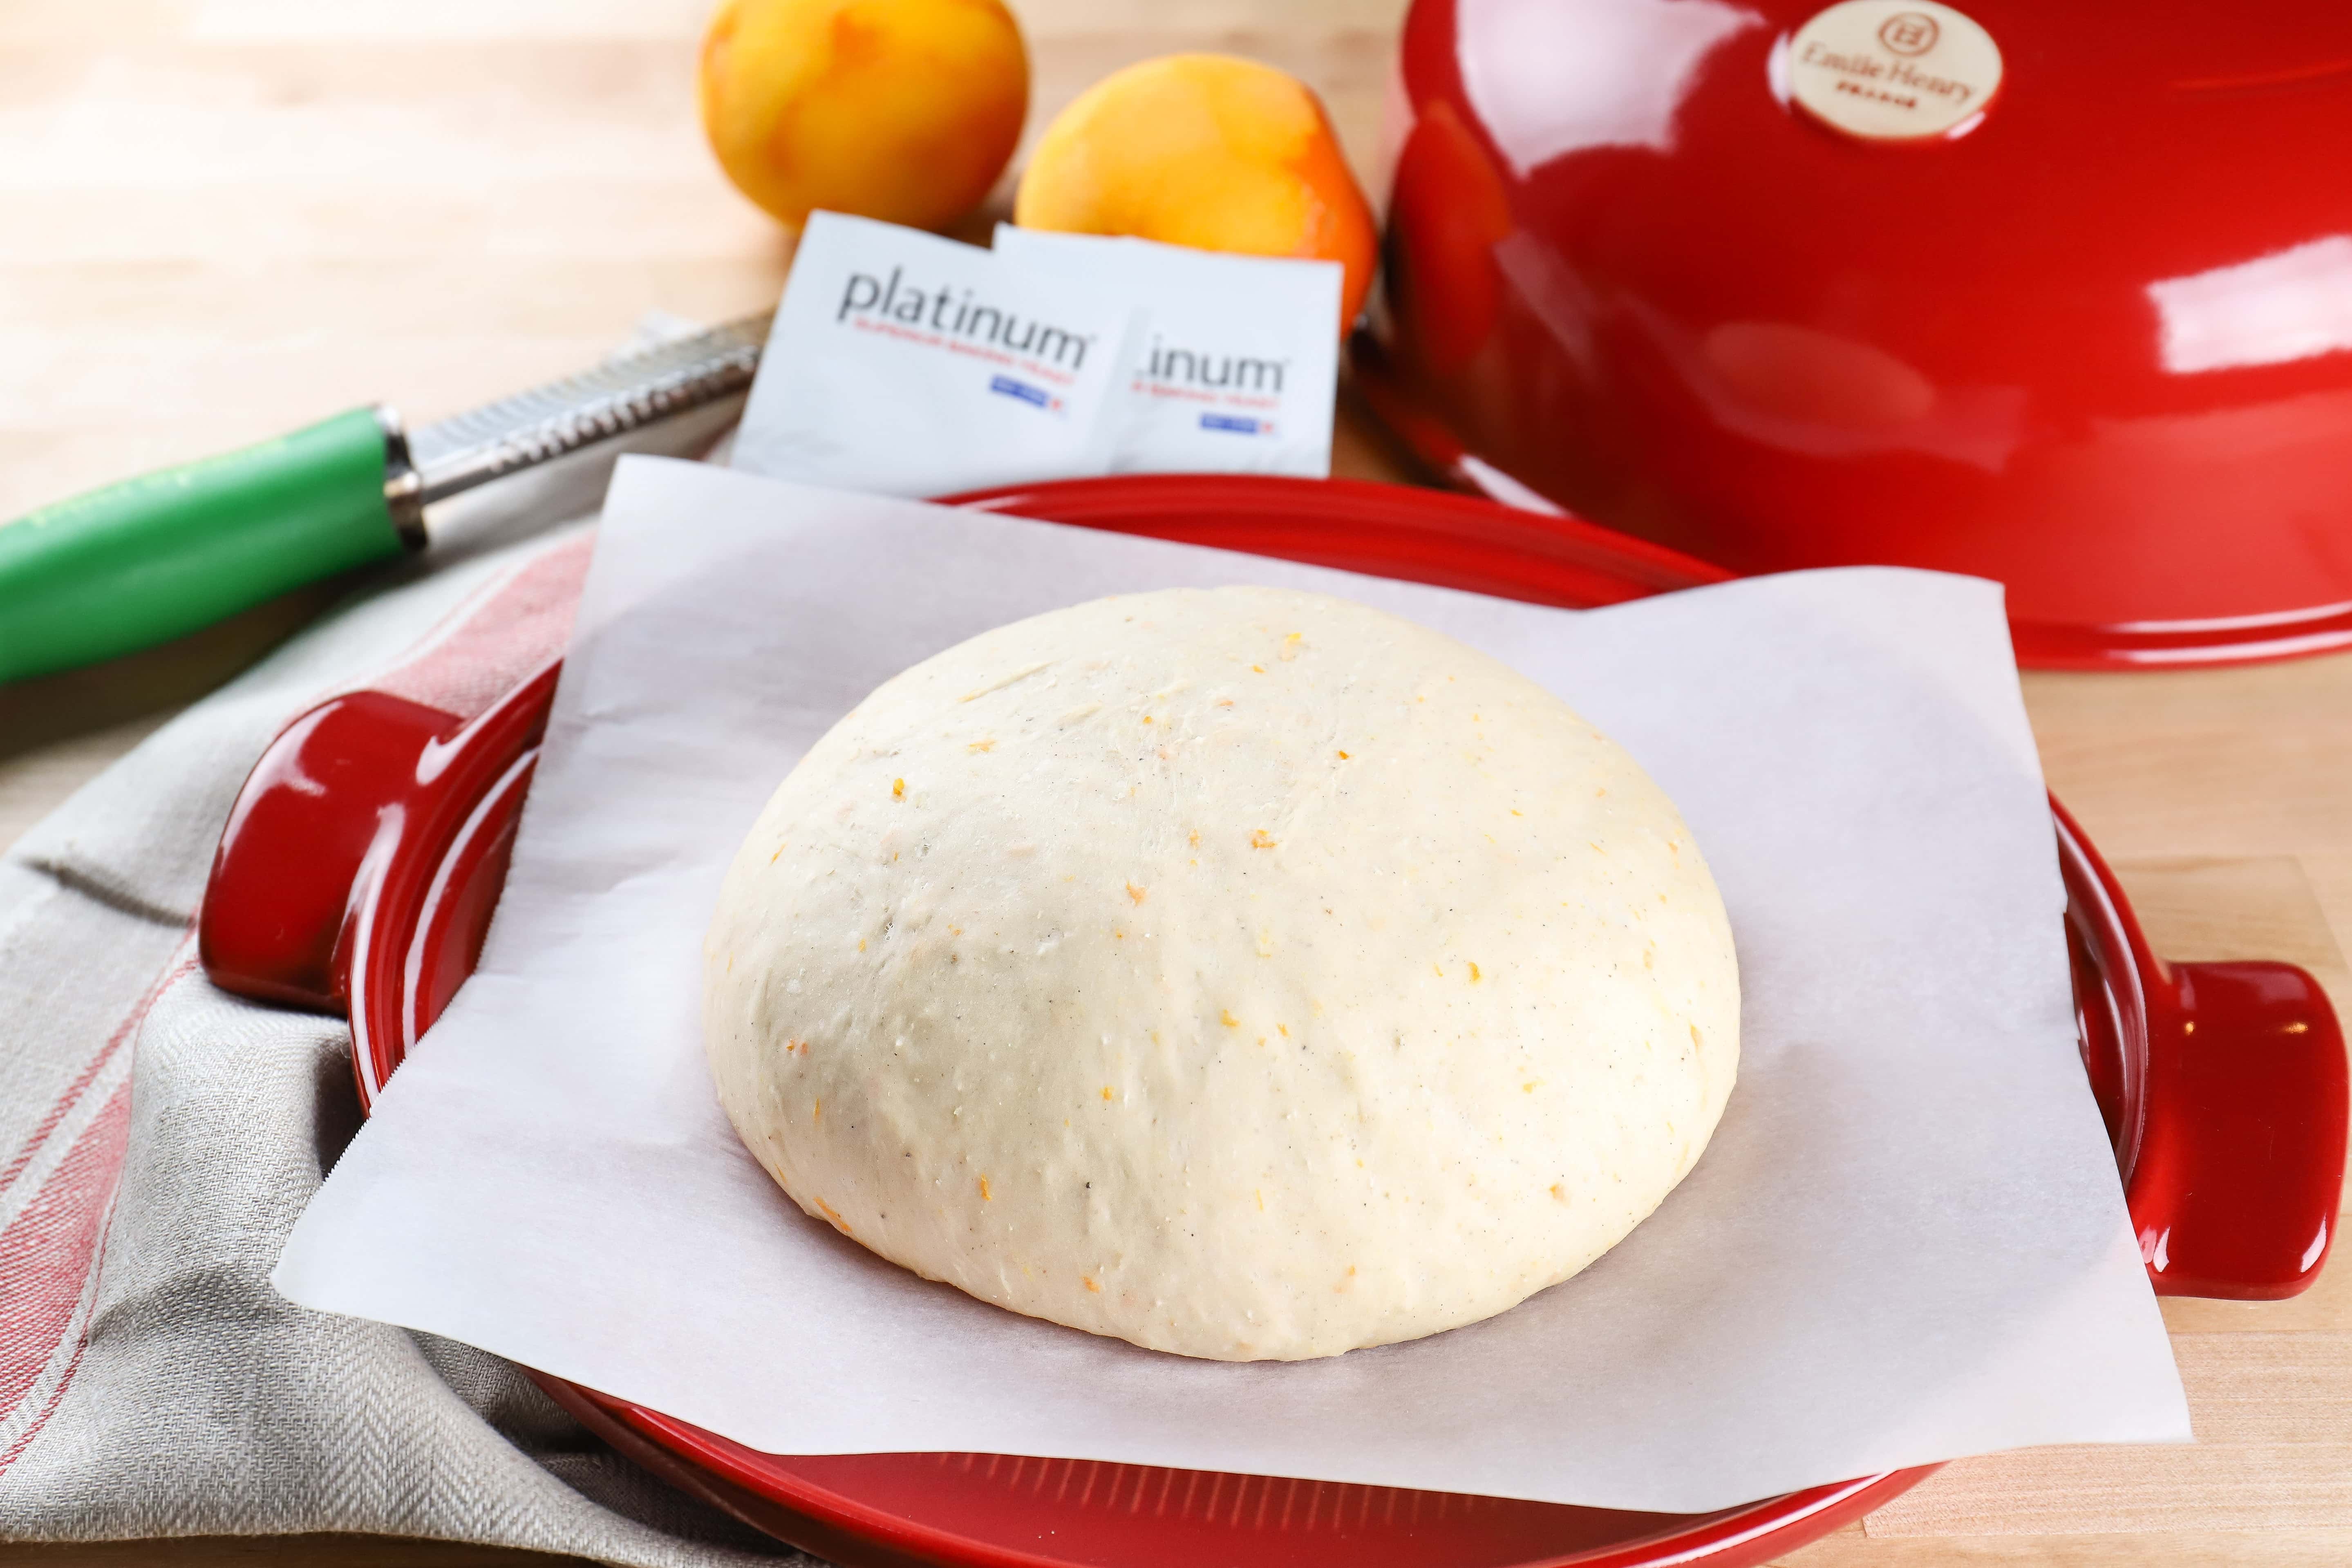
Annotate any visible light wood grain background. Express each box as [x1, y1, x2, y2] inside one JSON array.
[[3, 1, 2348, 1564]]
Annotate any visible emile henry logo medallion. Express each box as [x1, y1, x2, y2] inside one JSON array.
[[1784, 0, 2003, 143]]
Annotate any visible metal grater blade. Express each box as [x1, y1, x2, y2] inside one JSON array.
[[405, 313, 773, 507]]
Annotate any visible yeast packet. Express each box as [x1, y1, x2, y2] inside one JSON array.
[[992, 226, 1342, 478], [732, 212, 1140, 496]]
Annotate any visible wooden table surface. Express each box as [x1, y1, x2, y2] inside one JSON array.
[[4, 1, 2347, 1564]]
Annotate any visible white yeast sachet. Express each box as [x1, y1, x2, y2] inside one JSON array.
[[992, 226, 1341, 477], [732, 211, 1139, 496], [703, 586, 1739, 1361]]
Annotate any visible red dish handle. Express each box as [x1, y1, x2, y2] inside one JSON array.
[[201, 689, 468, 1012], [200, 662, 559, 1109], [2136, 960, 2347, 1298], [2054, 802, 2347, 1300]]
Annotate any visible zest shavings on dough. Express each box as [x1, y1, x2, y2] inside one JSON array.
[[703, 586, 1739, 1361]]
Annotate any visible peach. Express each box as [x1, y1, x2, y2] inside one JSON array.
[[1013, 54, 1379, 335], [700, 0, 1028, 233]]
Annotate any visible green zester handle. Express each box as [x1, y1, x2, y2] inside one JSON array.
[[0, 407, 411, 685]]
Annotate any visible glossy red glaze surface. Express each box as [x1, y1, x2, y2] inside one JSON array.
[[946, 474, 1734, 606], [201, 661, 557, 1108], [1371, 0, 2352, 667], [2056, 801, 2346, 1298], [535, 1370, 1924, 1568], [199, 475, 2348, 1565], [201, 690, 464, 1012]]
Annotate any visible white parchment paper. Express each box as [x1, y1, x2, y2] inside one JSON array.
[[275, 457, 2189, 1513]]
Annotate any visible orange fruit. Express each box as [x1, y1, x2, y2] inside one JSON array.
[[1014, 54, 1379, 335], [700, 0, 1028, 233]]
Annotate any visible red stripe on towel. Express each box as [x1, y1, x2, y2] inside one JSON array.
[[372, 534, 594, 722], [0, 1078, 132, 1424], [0, 951, 194, 1464], [0, 949, 191, 1202]]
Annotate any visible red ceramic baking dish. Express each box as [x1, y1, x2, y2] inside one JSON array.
[[200, 475, 2347, 1567], [1363, 0, 2352, 669]]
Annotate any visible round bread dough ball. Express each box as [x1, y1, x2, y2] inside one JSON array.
[[704, 586, 1737, 1360]]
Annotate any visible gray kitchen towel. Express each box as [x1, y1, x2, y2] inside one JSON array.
[[0, 475, 810, 1566]]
